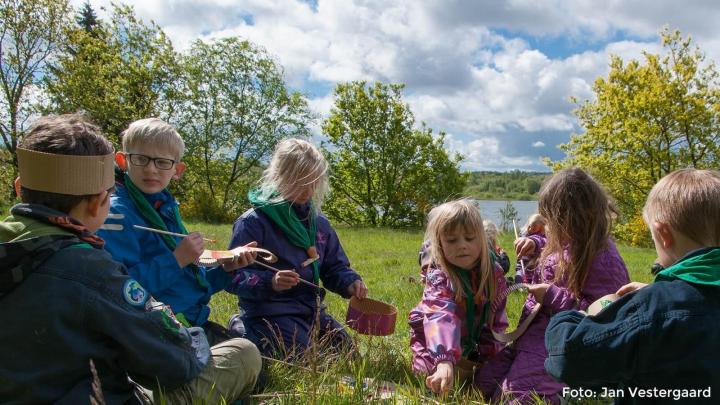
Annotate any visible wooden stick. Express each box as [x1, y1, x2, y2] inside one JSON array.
[[253, 260, 324, 290], [512, 219, 526, 272], [249, 391, 301, 399], [132, 224, 216, 243]]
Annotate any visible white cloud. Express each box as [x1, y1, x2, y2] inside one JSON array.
[[67, 0, 720, 171]]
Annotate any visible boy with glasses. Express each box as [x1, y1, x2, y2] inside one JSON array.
[[1, 114, 260, 404], [98, 118, 257, 347]]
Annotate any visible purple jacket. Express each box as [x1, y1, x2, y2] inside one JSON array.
[[511, 238, 630, 397], [226, 204, 362, 319], [409, 243, 508, 368]]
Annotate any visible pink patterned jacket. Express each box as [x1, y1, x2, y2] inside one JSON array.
[[409, 243, 508, 372]]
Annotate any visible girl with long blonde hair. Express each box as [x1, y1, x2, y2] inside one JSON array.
[[409, 199, 508, 393]]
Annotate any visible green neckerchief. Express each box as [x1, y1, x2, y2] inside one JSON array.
[[487, 243, 498, 264], [248, 188, 320, 284], [655, 247, 720, 286], [456, 266, 491, 357], [124, 174, 187, 249], [123, 174, 209, 292]]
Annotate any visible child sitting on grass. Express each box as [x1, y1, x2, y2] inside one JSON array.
[[545, 168, 720, 403], [476, 168, 630, 404], [0, 113, 260, 404], [409, 199, 508, 394], [98, 118, 257, 345], [484, 219, 511, 274], [512, 213, 546, 285], [226, 138, 367, 359]]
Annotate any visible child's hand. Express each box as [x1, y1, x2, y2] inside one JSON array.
[[425, 361, 453, 393], [514, 237, 536, 257], [616, 282, 648, 296], [271, 270, 300, 291], [528, 283, 550, 303], [221, 242, 258, 273], [173, 232, 205, 267], [347, 280, 368, 299]]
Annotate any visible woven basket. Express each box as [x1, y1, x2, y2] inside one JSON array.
[[346, 296, 397, 336]]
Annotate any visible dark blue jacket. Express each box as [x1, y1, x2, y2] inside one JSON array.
[[227, 205, 361, 319], [0, 207, 205, 404], [98, 184, 231, 326], [545, 279, 720, 404]]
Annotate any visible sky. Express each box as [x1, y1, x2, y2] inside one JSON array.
[[73, 0, 720, 172]]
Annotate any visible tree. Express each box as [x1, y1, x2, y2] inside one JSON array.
[[498, 201, 519, 233], [75, 1, 98, 33], [0, 0, 72, 196], [45, 3, 179, 146], [173, 37, 313, 221], [322, 81, 466, 227], [553, 28, 720, 245]]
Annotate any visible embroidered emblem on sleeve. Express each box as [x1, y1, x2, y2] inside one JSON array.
[[123, 279, 148, 307]]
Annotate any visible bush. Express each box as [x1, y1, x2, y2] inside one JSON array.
[[614, 213, 652, 248]]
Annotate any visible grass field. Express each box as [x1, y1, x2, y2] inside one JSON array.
[[188, 222, 657, 404]]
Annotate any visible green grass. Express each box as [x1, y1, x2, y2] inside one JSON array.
[[188, 222, 657, 404]]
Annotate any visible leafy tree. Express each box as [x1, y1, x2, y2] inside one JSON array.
[[0, 0, 72, 196], [464, 171, 548, 200], [75, 0, 98, 33], [45, 3, 179, 146], [322, 81, 466, 227], [553, 28, 720, 245], [173, 37, 313, 221], [498, 201, 520, 233]]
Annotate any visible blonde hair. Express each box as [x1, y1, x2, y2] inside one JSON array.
[[256, 138, 328, 209], [426, 199, 496, 305], [538, 168, 617, 297], [523, 213, 546, 235], [643, 169, 720, 246], [121, 118, 185, 160], [483, 219, 499, 246]]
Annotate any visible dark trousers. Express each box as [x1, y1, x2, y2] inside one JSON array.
[[229, 311, 352, 359]]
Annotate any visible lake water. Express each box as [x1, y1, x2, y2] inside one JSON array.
[[475, 200, 539, 232]]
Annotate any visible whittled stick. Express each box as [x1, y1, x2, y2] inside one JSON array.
[[512, 219, 526, 272], [133, 225, 216, 243], [253, 260, 323, 290]]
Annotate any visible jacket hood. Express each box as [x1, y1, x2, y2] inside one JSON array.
[[1, 209, 78, 297]]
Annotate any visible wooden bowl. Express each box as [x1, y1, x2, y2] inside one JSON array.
[[346, 296, 397, 336]]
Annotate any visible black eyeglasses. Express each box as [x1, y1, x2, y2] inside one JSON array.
[[127, 153, 176, 170]]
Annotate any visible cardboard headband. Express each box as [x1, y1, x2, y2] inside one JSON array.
[[17, 148, 115, 196]]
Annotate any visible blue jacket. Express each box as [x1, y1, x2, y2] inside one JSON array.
[[227, 204, 362, 319], [0, 205, 206, 404], [98, 184, 231, 326], [545, 273, 720, 403]]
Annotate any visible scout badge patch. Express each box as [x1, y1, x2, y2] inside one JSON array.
[[122, 279, 148, 307]]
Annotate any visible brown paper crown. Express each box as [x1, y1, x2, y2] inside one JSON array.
[[17, 148, 115, 195]]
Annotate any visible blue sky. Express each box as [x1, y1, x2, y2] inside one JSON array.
[[75, 0, 720, 172]]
